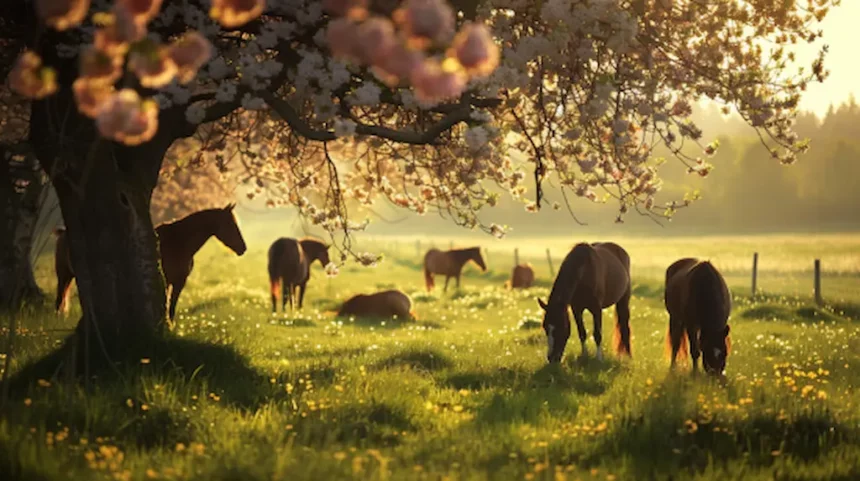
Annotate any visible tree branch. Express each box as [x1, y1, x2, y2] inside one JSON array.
[[260, 90, 478, 145]]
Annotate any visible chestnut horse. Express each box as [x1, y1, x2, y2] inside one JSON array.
[[537, 242, 632, 363], [423, 247, 487, 292], [337, 289, 415, 320], [55, 204, 247, 321], [267, 237, 331, 312], [506, 263, 535, 289], [665, 258, 732, 375]]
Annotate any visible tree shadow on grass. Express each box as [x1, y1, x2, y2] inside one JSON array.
[[5, 334, 269, 410], [568, 375, 858, 479], [372, 347, 453, 373]]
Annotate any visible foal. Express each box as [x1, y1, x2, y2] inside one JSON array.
[[423, 247, 487, 292], [267, 237, 331, 312]]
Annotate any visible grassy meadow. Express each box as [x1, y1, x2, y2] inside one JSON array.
[[2, 232, 860, 480]]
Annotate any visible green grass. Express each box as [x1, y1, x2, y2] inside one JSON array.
[[2, 234, 860, 481]]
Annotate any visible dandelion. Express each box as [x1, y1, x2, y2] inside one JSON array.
[[8, 51, 57, 100], [35, 0, 90, 31]]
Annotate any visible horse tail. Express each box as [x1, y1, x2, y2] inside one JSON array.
[[424, 264, 434, 292], [613, 306, 632, 356], [409, 309, 418, 321], [665, 326, 689, 361]]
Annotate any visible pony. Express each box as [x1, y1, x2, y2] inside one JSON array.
[[536, 242, 632, 363], [267, 237, 331, 312], [506, 263, 535, 289], [664, 258, 732, 375], [54, 204, 247, 321], [423, 247, 487, 292], [337, 289, 416, 320]]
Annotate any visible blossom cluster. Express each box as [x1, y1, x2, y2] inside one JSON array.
[[8, 0, 264, 145]]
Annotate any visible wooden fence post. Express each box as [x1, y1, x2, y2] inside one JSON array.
[[546, 248, 555, 277], [514, 248, 519, 266], [751, 252, 758, 297], [814, 259, 822, 306]]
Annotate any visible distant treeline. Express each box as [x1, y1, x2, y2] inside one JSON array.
[[357, 98, 860, 238]]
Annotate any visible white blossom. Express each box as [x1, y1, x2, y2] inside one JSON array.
[[215, 82, 237, 102], [185, 104, 206, 124]]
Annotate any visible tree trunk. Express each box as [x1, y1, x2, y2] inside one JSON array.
[[0, 146, 44, 311], [29, 94, 183, 356]]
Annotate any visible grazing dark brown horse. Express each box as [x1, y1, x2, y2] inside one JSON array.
[[423, 247, 487, 292], [665, 258, 732, 375], [537, 242, 632, 363], [337, 289, 415, 320], [506, 263, 535, 289], [267, 237, 331, 312], [54, 204, 247, 320]]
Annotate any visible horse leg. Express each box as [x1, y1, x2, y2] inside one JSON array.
[[444, 276, 451, 292], [591, 307, 604, 361], [456, 274, 461, 289], [55, 270, 74, 314], [298, 282, 307, 309], [270, 278, 279, 313], [169, 279, 186, 321], [686, 326, 701, 373], [572, 307, 588, 358]]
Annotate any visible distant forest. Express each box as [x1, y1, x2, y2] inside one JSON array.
[[357, 98, 860, 238]]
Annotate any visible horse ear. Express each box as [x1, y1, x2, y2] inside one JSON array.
[[224, 203, 235, 211], [537, 298, 548, 311]]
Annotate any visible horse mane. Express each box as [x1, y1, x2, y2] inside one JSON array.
[[449, 246, 481, 261], [690, 261, 728, 321], [157, 207, 227, 231]]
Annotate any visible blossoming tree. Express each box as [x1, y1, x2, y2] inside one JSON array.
[[4, 0, 834, 351]]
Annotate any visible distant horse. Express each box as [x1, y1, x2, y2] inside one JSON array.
[[267, 237, 331, 312], [664, 258, 732, 375], [337, 289, 415, 320], [55, 204, 247, 321], [506, 263, 535, 289], [423, 247, 487, 292], [537, 242, 632, 363]]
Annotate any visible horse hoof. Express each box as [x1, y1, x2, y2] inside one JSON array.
[[596, 347, 604, 361]]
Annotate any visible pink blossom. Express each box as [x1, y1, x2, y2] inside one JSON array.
[[94, 3, 148, 57], [78, 47, 123, 85], [36, 0, 90, 31], [168, 32, 214, 84], [326, 18, 361, 61], [393, 0, 456, 49], [322, 0, 368, 20], [73, 79, 115, 118], [129, 46, 178, 88], [356, 17, 397, 65], [8, 51, 57, 100], [210, 0, 266, 29], [410, 57, 467, 105], [118, 0, 164, 25], [95, 89, 159, 145], [448, 23, 499, 78], [372, 43, 425, 86]]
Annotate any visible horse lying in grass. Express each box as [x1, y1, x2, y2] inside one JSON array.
[[267, 237, 331, 312], [665, 258, 732, 376], [337, 289, 416, 320], [423, 247, 487, 292], [55, 204, 247, 321], [537, 242, 632, 363], [506, 263, 535, 289]]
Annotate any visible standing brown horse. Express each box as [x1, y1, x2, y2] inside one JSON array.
[[537, 242, 632, 363], [267, 237, 331, 312], [506, 263, 535, 289], [665, 258, 732, 375], [55, 204, 247, 320], [337, 289, 415, 320], [423, 247, 487, 292]]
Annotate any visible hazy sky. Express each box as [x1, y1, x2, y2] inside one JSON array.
[[794, 1, 860, 117]]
